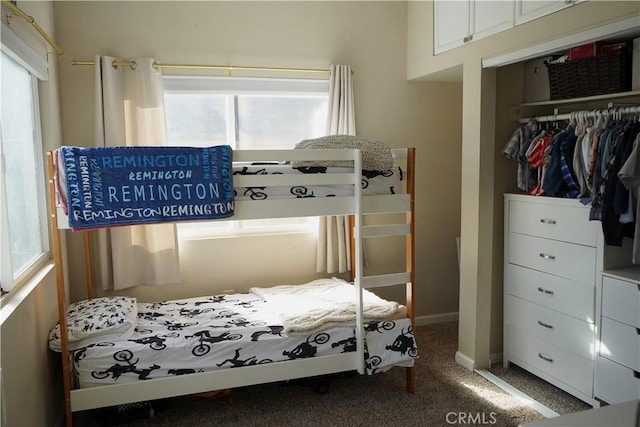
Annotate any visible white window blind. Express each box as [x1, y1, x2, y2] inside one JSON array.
[[163, 76, 329, 238], [0, 50, 48, 293]]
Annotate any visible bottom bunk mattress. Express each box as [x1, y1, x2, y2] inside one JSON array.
[[49, 279, 418, 389]]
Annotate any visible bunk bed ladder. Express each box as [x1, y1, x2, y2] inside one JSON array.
[[352, 149, 365, 377], [350, 147, 416, 394]]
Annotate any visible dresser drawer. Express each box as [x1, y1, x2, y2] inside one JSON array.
[[600, 317, 640, 371], [602, 276, 640, 328], [595, 356, 640, 404], [507, 199, 597, 246], [505, 264, 594, 322], [506, 295, 594, 360], [507, 326, 594, 395], [507, 233, 597, 284]]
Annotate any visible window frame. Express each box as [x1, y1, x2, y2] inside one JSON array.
[[0, 39, 50, 294], [163, 75, 328, 240]]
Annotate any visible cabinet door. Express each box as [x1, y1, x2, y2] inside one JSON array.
[[515, 0, 574, 26], [472, 0, 514, 42], [434, 0, 471, 55]]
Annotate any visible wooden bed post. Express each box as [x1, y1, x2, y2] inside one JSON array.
[[46, 151, 74, 427], [83, 232, 93, 300], [405, 147, 416, 394]]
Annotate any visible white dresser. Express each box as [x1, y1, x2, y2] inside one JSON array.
[[594, 268, 640, 404], [504, 194, 600, 405]]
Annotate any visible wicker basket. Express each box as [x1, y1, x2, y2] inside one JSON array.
[[546, 49, 632, 100]]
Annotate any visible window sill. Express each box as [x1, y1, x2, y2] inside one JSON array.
[[0, 261, 54, 326], [179, 228, 317, 242]]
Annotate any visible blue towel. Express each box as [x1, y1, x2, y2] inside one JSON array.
[[58, 145, 234, 230]]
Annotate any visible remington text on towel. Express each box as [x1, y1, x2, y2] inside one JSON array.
[[58, 145, 234, 229]]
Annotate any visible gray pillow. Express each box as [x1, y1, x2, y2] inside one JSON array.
[[292, 135, 394, 171]]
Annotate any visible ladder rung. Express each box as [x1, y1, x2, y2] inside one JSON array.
[[360, 224, 410, 238], [361, 272, 411, 288]]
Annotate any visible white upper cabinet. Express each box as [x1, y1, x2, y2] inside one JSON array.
[[434, 0, 515, 55], [473, 0, 515, 41], [515, 0, 578, 26], [434, 0, 471, 54]]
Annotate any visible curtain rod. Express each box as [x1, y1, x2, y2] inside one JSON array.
[[71, 59, 332, 75], [519, 106, 640, 124], [2, 0, 64, 56]]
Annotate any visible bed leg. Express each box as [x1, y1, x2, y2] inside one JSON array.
[[64, 400, 73, 427], [406, 366, 416, 394]]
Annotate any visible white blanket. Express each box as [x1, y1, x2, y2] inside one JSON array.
[[250, 277, 405, 335]]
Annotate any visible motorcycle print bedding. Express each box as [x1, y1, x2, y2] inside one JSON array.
[[233, 163, 404, 200], [49, 292, 418, 389]]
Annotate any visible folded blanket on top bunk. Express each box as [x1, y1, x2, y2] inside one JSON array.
[[292, 135, 394, 171], [250, 277, 406, 335], [54, 145, 234, 230]]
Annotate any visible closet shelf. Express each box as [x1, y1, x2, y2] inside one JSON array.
[[520, 90, 640, 109]]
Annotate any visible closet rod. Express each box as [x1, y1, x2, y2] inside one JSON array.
[[71, 59, 331, 75], [519, 106, 640, 124], [2, 0, 64, 56]]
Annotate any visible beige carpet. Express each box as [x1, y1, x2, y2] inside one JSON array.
[[80, 321, 588, 427], [490, 362, 591, 416]]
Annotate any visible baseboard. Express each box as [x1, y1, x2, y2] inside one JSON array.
[[455, 351, 476, 371], [415, 311, 458, 326]]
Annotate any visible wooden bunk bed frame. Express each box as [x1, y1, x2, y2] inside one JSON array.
[[46, 147, 416, 427]]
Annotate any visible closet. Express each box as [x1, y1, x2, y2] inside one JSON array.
[[501, 43, 640, 407]]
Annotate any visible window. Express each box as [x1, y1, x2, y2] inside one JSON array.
[[163, 76, 329, 238], [0, 51, 48, 293]]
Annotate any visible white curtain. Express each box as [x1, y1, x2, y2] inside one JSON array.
[[94, 56, 180, 290], [316, 64, 356, 274]]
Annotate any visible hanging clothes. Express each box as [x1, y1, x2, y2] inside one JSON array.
[[541, 125, 579, 197], [503, 119, 539, 192], [505, 105, 640, 267], [600, 123, 640, 246], [526, 131, 552, 196], [618, 131, 640, 263], [590, 120, 627, 222]]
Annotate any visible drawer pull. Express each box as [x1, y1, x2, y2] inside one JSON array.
[[539, 253, 556, 260], [540, 218, 557, 225], [537, 320, 554, 329], [537, 287, 554, 295], [538, 353, 553, 363], [634, 371, 640, 379]]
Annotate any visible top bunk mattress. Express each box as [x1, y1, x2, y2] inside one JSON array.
[[233, 163, 404, 200]]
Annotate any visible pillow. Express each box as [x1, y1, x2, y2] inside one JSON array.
[[292, 135, 394, 171], [48, 296, 137, 351]]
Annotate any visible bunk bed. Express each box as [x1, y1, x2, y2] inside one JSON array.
[[46, 146, 416, 427]]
